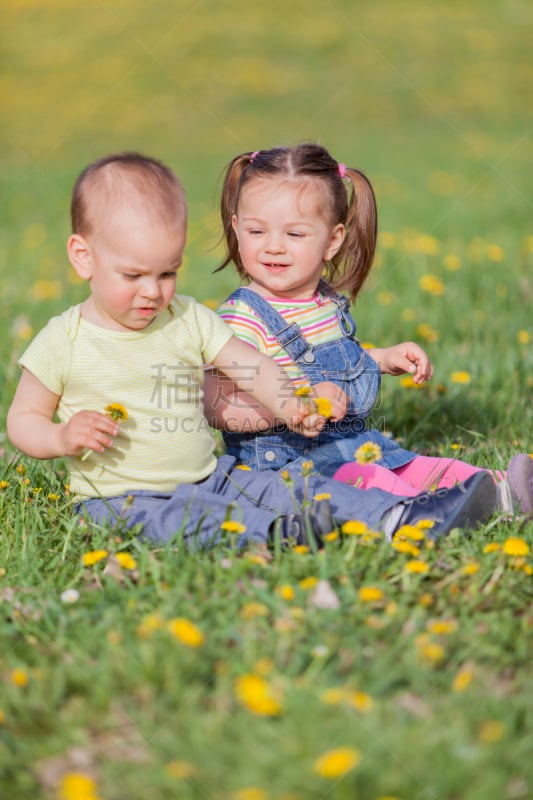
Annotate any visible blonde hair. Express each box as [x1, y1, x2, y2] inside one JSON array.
[[71, 152, 186, 236], [217, 143, 377, 301]]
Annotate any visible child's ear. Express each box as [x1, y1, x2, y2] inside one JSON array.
[[231, 214, 239, 236], [324, 224, 345, 261], [67, 234, 92, 280]]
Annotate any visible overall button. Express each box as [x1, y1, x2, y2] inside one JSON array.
[[264, 450, 276, 462], [303, 351, 315, 363]]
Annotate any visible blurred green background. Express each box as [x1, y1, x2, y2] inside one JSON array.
[[1, 0, 532, 445]]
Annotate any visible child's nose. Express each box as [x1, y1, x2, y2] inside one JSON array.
[[141, 278, 161, 298], [265, 234, 285, 253]]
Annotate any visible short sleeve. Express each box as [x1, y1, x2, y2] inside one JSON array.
[[217, 297, 267, 351], [180, 298, 234, 363], [18, 313, 74, 396]]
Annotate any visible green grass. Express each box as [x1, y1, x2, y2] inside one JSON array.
[[1, 1, 533, 798]]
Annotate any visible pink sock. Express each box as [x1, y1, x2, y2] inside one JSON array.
[[333, 455, 504, 496], [394, 455, 502, 491], [333, 462, 419, 496]]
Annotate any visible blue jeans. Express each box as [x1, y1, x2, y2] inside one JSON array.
[[77, 455, 404, 548]]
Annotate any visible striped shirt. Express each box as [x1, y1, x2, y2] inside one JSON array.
[[218, 289, 342, 384]]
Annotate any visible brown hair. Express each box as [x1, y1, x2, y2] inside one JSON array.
[[217, 143, 377, 301], [70, 152, 186, 235]]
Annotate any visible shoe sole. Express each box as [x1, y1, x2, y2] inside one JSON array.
[[430, 472, 496, 538], [507, 454, 533, 514]]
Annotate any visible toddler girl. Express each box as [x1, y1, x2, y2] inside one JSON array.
[[210, 143, 532, 514]]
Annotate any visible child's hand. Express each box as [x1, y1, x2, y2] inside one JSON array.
[[309, 382, 349, 421], [369, 343, 433, 385], [60, 410, 120, 457]]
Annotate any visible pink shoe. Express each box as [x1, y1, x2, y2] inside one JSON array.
[[507, 454, 533, 514]]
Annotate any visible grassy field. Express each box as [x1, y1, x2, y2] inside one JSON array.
[[1, 1, 532, 798]]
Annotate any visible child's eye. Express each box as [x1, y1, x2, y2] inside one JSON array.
[[288, 232, 305, 238], [247, 228, 263, 235], [123, 274, 139, 281]]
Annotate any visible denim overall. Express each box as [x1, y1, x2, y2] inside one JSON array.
[[223, 285, 416, 477]]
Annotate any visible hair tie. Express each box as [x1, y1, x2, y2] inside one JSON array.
[[337, 162, 346, 179], [250, 151, 259, 163]]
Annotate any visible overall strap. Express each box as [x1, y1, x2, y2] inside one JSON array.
[[317, 280, 357, 337], [227, 287, 314, 363]]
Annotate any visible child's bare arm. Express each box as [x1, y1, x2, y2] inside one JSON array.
[[7, 368, 119, 459], [211, 337, 348, 436], [203, 368, 276, 432]]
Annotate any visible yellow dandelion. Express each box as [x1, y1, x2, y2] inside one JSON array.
[[341, 520, 368, 535], [405, 559, 429, 574], [483, 542, 501, 554], [248, 656, 272, 678], [59, 772, 102, 800], [281, 470, 292, 482], [315, 397, 333, 418], [301, 460, 314, 476], [313, 493, 331, 501], [462, 561, 481, 575], [277, 584, 295, 601], [115, 552, 137, 570], [234, 674, 282, 716], [313, 746, 360, 779], [294, 385, 312, 396], [47, 492, 60, 501], [0, 709, 4, 724], [354, 442, 382, 465], [479, 720, 505, 743], [320, 687, 345, 705], [416, 322, 440, 343], [392, 540, 420, 557], [517, 330, 530, 345], [378, 290, 394, 305], [443, 254, 461, 271], [240, 602, 269, 619], [0, 481, 9, 490], [417, 641, 445, 664], [502, 537, 530, 557], [450, 371, 471, 384], [416, 519, 435, 531], [346, 690, 374, 713], [427, 620, 457, 635], [233, 788, 268, 800], [358, 586, 384, 603], [299, 576, 319, 590], [246, 553, 269, 567], [221, 520, 247, 534], [452, 666, 474, 692], [323, 531, 339, 542], [235, 464, 252, 470], [10, 669, 29, 687], [16, 464, 26, 474], [419, 274, 445, 296], [400, 375, 425, 390], [137, 612, 163, 638], [165, 760, 196, 780], [167, 617, 205, 648], [419, 593, 434, 607], [486, 244, 504, 262], [104, 403, 128, 421], [82, 549, 108, 567], [292, 544, 310, 554]]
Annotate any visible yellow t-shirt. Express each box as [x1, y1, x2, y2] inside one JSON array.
[[19, 296, 233, 498]]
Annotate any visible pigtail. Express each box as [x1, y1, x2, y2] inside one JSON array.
[[215, 153, 254, 275], [331, 167, 377, 302]]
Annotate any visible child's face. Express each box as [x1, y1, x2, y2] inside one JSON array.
[[71, 202, 186, 331], [232, 177, 344, 300]]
